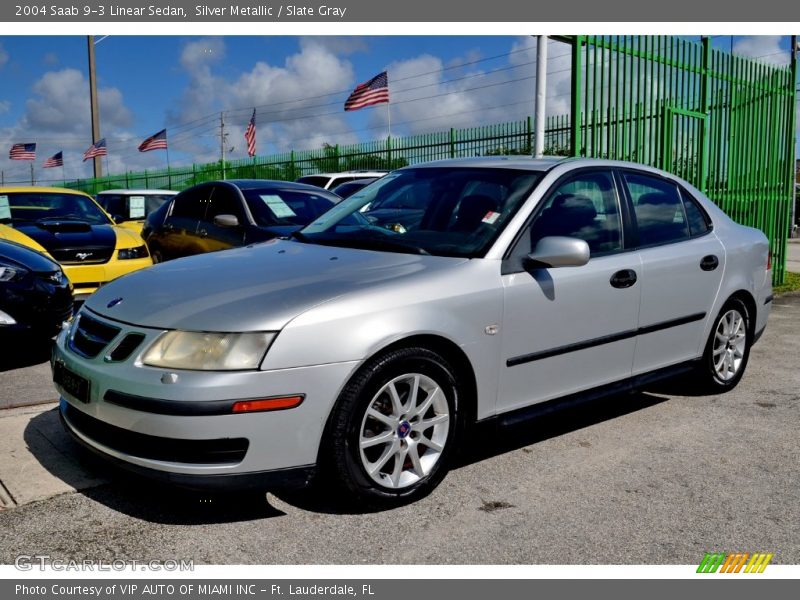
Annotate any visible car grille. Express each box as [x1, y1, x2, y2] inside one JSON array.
[[62, 403, 249, 465], [51, 246, 115, 265], [69, 313, 121, 358], [106, 333, 146, 362]]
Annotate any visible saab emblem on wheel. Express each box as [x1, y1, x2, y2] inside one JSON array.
[[397, 421, 411, 439]]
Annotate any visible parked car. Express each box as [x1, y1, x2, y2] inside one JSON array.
[[141, 180, 340, 263], [296, 170, 388, 190], [0, 238, 73, 336], [53, 158, 771, 507], [331, 177, 378, 199], [96, 189, 178, 234], [0, 187, 152, 300]]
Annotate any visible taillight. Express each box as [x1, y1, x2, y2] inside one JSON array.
[[767, 250, 772, 271]]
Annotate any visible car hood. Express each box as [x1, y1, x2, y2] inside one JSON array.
[[85, 239, 467, 331], [15, 221, 117, 263]]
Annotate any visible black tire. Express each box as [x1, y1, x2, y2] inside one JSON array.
[[693, 297, 752, 393], [323, 347, 463, 508], [150, 247, 164, 264]]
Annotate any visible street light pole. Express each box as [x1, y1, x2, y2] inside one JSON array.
[[87, 35, 102, 178]]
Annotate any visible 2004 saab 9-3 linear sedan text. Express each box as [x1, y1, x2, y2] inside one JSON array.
[[52, 158, 772, 507]]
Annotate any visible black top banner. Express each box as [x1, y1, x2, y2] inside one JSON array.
[[3, 0, 800, 22]]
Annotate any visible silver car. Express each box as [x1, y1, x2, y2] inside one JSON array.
[[52, 158, 772, 507]]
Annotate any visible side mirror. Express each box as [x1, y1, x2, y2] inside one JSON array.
[[525, 236, 590, 268], [213, 214, 240, 228]]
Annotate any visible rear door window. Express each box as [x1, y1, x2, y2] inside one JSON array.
[[624, 173, 690, 247]]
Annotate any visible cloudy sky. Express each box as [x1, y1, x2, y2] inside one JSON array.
[[0, 35, 793, 185]]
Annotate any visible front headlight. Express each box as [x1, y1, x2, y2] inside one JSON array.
[[0, 263, 28, 282], [118, 246, 148, 260], [142, 331, 276, 371]]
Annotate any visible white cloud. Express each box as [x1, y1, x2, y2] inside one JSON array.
[[0, 68, 136, 183], [0, 100, 10, 114], [0, 43, 8, 69], [168, 38, 358, 160], [42, 52, 58, 66], [733, 35, 790, 66]]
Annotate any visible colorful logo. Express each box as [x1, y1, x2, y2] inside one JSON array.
[[697, 552, 773, 573]]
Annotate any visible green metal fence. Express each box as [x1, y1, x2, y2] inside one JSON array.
[[62, 114, 571, 194], [567, 35, 796, 284]]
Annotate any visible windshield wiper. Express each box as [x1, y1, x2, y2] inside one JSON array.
[[289, 230, 311, 243], [315, 236, 430, 256]]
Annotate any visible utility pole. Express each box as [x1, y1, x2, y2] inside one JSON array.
[[30, 163, 35, 185], [87, 36, 102, 178], [219, 111, 228, 180], [534, 35, 548, 158]]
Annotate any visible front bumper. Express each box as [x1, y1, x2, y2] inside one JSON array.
[[63, 256, 152, 299], [52, 314, 361, 484]]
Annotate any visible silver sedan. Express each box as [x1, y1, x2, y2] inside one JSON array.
[[52, 157, 772, 507]]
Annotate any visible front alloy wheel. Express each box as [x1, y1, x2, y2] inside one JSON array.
[[325, 347, 461, 507], [358, 373, 450, 490]]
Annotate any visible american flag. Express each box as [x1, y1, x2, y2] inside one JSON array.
[[344, 71, 389, 111], [9, 143, 36, 161], [43, 151, 64, 168], [244, 109, 256, 158], [83, 138, 107, 162], [138, 129, 168, 152]]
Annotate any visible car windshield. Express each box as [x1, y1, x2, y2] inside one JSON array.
[[298, 167, 542, 257], [0, 192, 111, 225], [295, 176, 330, 188], [242, 188, 335, 227], [99, 193, 175, 220]]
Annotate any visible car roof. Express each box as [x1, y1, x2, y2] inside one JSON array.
[[403, 156, 569, 171], [97, 189, 178, 195], [211, 179, 338, 192], [302, 171, 388, 178], [0, 186, 93, 197]]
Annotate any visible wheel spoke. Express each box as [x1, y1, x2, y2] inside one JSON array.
[[387, 382, 404, 417], [408, 375, 420, 413], [367, 408, 395, 428], [414, 413, 449, 430], [713, 345, 726, 356], [715, 332, 727, 343], [389, 447, 408, 487], [367, 440, 399, 476], [410, 386, 440, 419], [420, 435, 444, 453], [408, 443, 425, 477], [360, 430, 394, 449]]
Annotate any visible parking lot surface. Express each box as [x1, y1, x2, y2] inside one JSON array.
[[0, 294, 798, 565]]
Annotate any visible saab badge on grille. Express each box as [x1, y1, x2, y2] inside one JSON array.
[[107, 297, 124, 309]]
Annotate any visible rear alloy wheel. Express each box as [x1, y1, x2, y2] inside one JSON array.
[[695, 298, 752, 392], [326, 347, 461, 507]]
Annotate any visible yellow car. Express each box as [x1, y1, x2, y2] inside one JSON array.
[[0, 187, 152, 300]]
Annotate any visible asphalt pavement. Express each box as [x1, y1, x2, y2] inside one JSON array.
[[0, 293, 798, 564]]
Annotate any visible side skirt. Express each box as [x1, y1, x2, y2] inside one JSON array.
[[481, 360, 698, 430]]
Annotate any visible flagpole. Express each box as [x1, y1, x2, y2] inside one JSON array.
[[165, 139, 171, 189], [387, 102, 391, 139], [62, 164, 66, 186], [30, 163, 34, 186]]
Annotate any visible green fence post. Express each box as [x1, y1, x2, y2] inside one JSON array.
[[449, 128, 456, 158], [527, 116, 533, 154], [290, 150, 296, 178], [387, 135, 392, 166], [699, 36, 712, 195]]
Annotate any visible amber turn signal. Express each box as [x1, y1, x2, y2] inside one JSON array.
[[231, 395, 304, 413]]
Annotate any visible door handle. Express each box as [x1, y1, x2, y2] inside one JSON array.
[[610, 269, 638, 289], [700, 255, 719, 271]]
